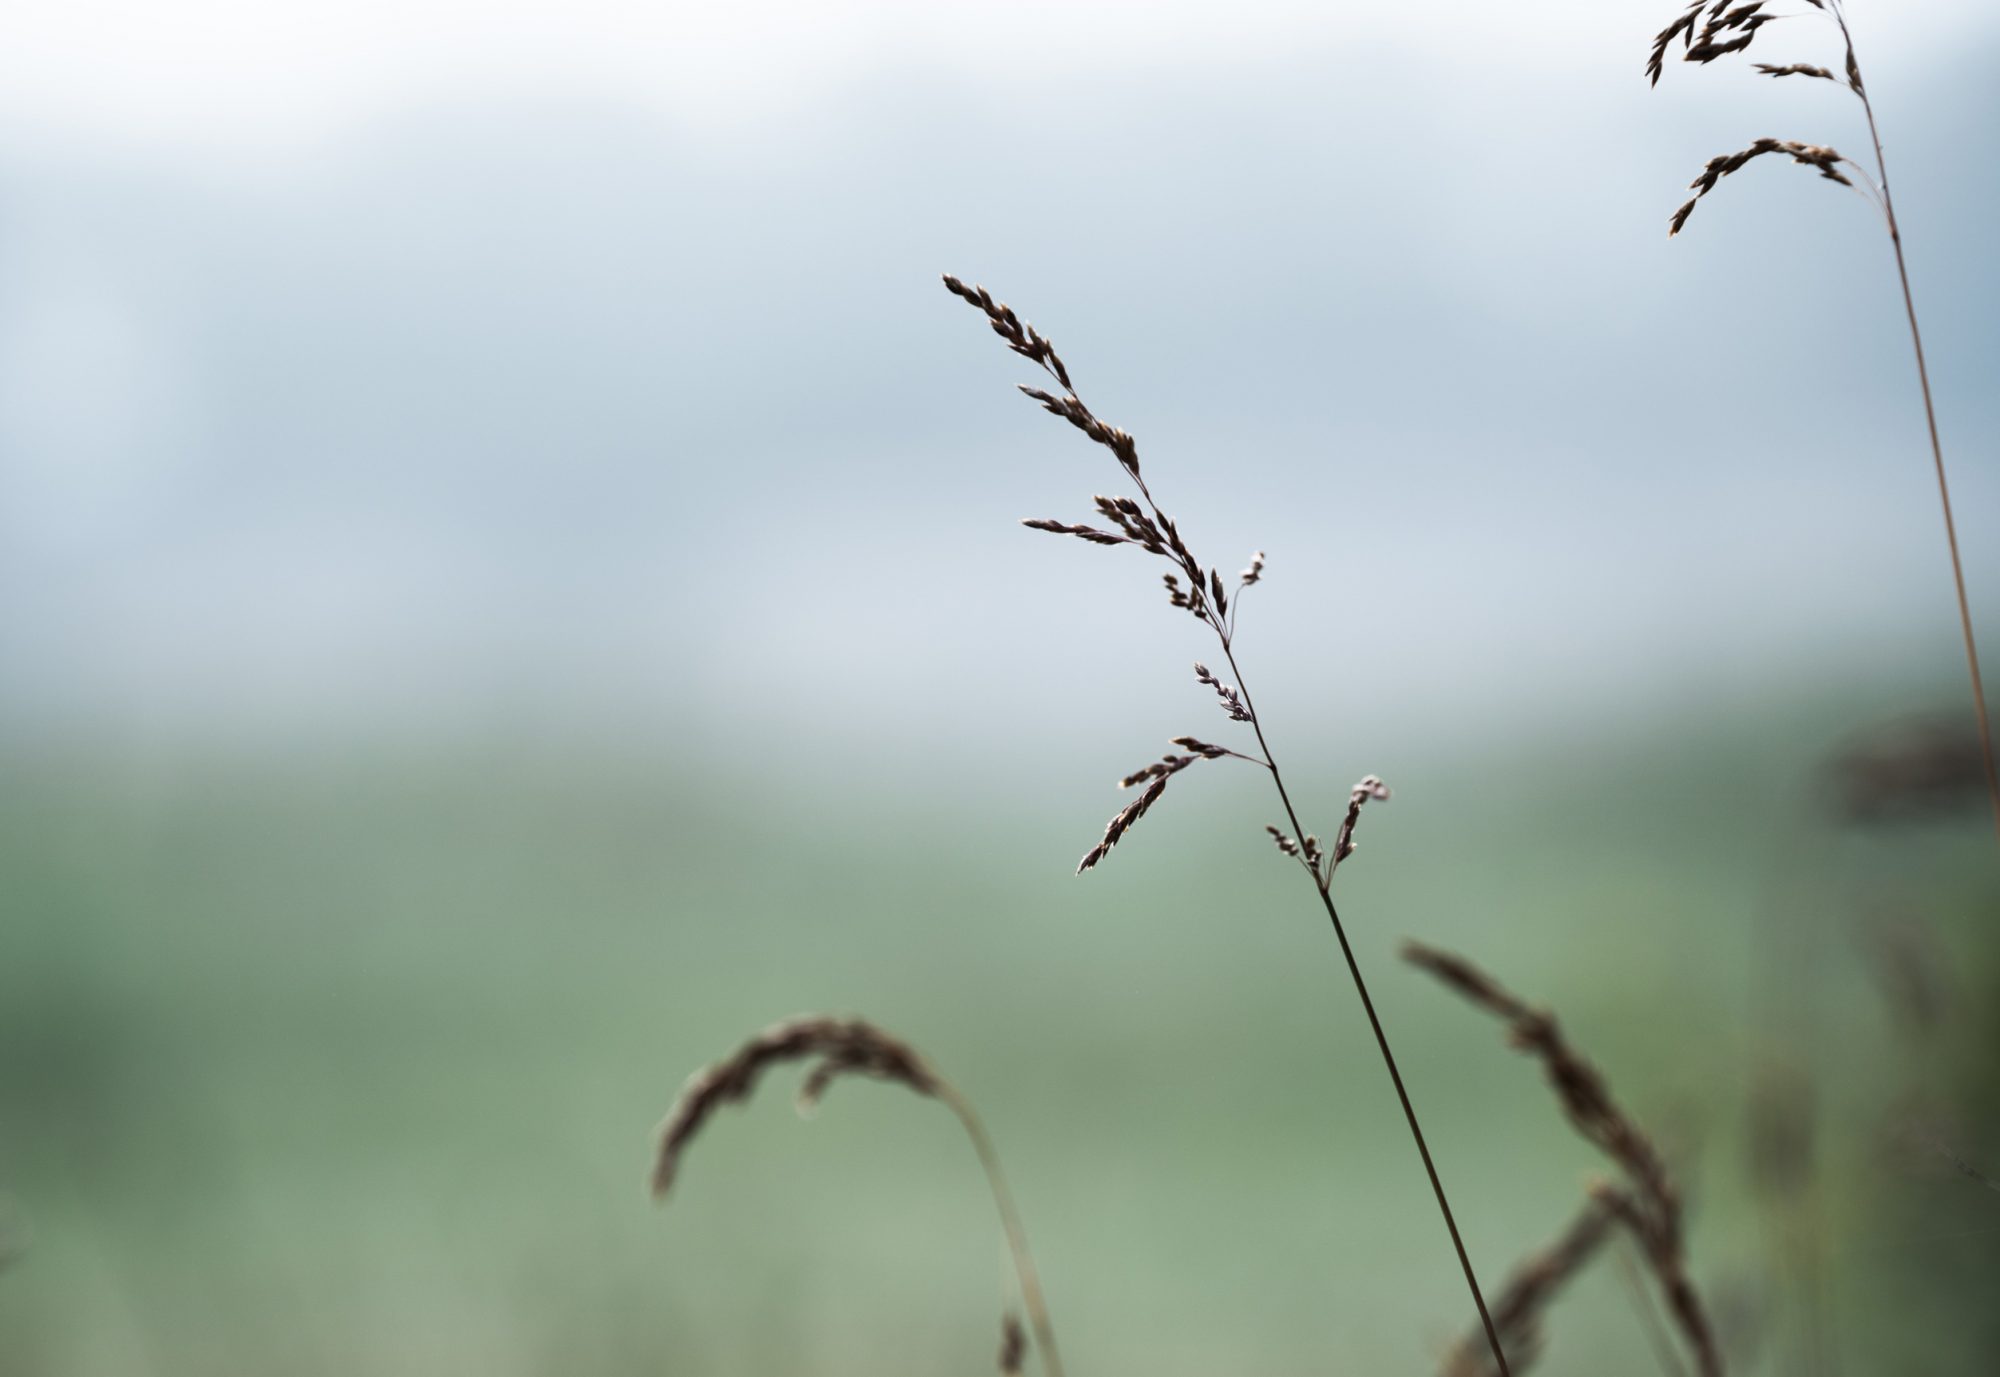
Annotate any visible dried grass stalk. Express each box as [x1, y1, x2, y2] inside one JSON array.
[[651, 1015, 939, 1199], [945, 275, 1514, 1374], [1646, 0, 2000, 843], [651, 1015, 1064, 1377], [1403, 944, 1723, 1376]]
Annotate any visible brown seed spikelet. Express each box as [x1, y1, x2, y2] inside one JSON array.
[[650, 1015, 940, 1201], [1094, 495, 1167, 552], [1113, 740, 1247, 792], [1331, 774, 1392, 872], [1192, 661, 1253, 723], [1402, 944, 1723, 1377], [1021, 517, 1129, 547], [1687, 7, 1775, 66], [1753, 62, 1835, 81], [1670, 138, 1852, 237], [1647, 0, 1707, 86], [1116, 752, 1198, 790], [998, 1313, 1027, 1374], [1018, 385, 1142, 479], [1078, 774, 1168, 874], [941, 273, 1073, 392]]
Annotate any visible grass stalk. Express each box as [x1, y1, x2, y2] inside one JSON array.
[[1650, 0, 2000, 843], [942, 275, 1511, 1375], [1223, 642, 1513, 1375], [1403, 942, 1724, 1376], [1833, 5, 2000, 847], [937, 1084, 1065, 1377], [650, 1015, 1064, 1376]]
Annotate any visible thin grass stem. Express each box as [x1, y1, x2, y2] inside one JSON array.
[[1828, 1, 2000, 845], [1216, 639, 1514, 1375], [939, 1085, 1066, 1377], [943, 272, 1512, 1374]]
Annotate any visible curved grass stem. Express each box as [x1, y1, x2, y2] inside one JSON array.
[[940, 1085, 1066, 1377]]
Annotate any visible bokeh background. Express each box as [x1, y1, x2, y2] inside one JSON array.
[[4, 2, 1998, 1372]]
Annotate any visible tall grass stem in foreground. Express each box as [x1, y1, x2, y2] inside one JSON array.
[[650, 1015, 1063, 1377], [942, 276, 1512, 1376], [1649, 0, 2000, 845]]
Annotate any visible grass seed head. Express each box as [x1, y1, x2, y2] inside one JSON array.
[[650, 1015, 941, 1201], [1403, 943, 1723, 1376]]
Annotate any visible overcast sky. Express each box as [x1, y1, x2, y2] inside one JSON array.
[[2, 1, 1995, 762], [4, 1, 1992, 154]]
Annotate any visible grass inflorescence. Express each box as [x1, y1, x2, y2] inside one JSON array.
[[941, 272, 1515, 1375], [1647, 0, 2000, 845], [651, 1015, 1064, 1376]]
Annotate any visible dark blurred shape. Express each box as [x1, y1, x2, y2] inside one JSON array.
[[1746, 1058, 1815, 1204], [1854, 907, 1950, 1039], [1823, 714, 1991, 824], [1879, 1099, 2000, 1195], [0, 1194, 25, 1273], [1709, 1272, 1770, 1374], [998, 1312, 1026, 1374]]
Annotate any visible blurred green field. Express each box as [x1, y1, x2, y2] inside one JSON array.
[[2, 682, 1995, 1375]]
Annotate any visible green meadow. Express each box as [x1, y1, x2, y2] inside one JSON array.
[[4, 674, 1993, 1375]]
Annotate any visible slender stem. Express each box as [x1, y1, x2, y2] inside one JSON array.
[[1836, 5, 2000, 844], [941, 1085, 1065, 1377], [1613, 1234, 1692, 1377], [1217, 637, 1514, 1377], [1002, 314, 1509, 1371]]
